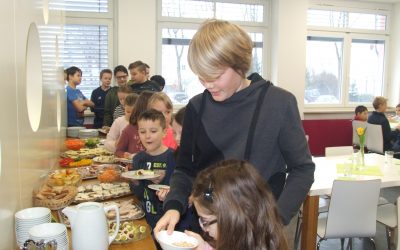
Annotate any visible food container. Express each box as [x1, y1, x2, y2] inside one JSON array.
[[33, 185, 77, 210], [79, 129, 99, 139], [109, 221, 150, 244], [67, 127, 86, 138], [65, 139, 85, 151], [47, 169, 82, 187], [97, 165, 123, 183]]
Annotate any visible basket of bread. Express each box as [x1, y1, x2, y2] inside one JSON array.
[[33, 184, 77, 210], [33, 169, 81, 210]]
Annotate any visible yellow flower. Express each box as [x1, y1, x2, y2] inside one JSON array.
[[356, 127, 365, 136]]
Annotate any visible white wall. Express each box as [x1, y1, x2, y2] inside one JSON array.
[[0, 1, 65, 249], [117, 0, 157, 74], [270, 0, 308, 118]]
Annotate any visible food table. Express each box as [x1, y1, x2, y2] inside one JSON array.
[[32, 137, 157, 250], [54, 215, 156, 250], [300, 153, 400, 250]]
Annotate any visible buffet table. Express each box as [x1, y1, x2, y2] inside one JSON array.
[[300, 153, 400, 250], [62, 218, 157, 250], [47, 137, 157, 250]]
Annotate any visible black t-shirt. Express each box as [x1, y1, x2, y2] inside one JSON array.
[[131, 149, 175, 228], [130, 80, 161, 94]]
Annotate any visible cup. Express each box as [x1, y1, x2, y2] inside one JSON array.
[[343, 159, 353, 177], [385, 151, 394, 166]]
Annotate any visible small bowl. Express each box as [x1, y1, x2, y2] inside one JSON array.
[[97, 165, 122, 183], [67, 127, 86, 138], [15, 207, 51, 220], [65, 139, 85, 150], [29, 223, 66, 238], [156, 230, 198, 250]]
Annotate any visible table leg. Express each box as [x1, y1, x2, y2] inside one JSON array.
[[300, 195, 319, 250]]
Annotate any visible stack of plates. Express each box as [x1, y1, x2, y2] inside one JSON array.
[[67, 127, 86, 138], [29, 223, 69, 250], [79, 129, 98, 139], [15, 207, 51, 247]]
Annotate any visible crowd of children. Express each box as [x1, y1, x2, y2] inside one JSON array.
[[65, 19, 329, 250]]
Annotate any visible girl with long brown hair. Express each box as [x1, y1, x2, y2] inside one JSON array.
[[186, 159, 289, 250]]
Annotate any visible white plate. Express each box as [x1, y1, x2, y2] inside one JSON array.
[[148, 184, 170, 191], [115, 157, 132, 164], [98, 129, 108, 134], [121, 171, 160, 180], [92, 156, 116, 163]]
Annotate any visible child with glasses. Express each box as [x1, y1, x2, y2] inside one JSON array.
[[184, 159, 288, 250], [103, 65, 129, 127]]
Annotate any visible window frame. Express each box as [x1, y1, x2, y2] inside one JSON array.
[[156, 0, 270, 109], [58, 1, 113, 19], [305, 2, 391, 109], [58, 0, 114, 98]]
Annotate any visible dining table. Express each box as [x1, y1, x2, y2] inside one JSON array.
[[300, 153, 400, 250]]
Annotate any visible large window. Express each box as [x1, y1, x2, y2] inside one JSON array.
[[158, 0, 268, 105], [305, 6, 388, 106], [40, 0, 113, 98]]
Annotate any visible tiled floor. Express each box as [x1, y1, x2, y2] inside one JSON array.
[[286, 186, 400, 250]]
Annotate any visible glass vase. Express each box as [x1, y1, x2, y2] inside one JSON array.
[[359, 144, 365, 168]]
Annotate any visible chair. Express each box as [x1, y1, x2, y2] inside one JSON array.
[[317, 179, 381, 250], [376, 197, 399, 250], [325, 146, 354, 157], [353, 120, 367, 146], [294, 146, 353, 249], [366, 123, 384, 154]]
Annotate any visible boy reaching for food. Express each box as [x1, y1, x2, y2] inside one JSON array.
[[130, 109, 176, 230]]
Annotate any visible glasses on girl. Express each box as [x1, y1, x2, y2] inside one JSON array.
[[198, 217, 217, 230]]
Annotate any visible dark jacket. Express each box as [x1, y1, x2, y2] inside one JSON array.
[[164, 73, 315, 225], [368, 111, 397, 151], [103, 86, 120, 127], [130, 80, 161, 94]]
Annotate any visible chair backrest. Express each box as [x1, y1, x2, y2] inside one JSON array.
[[325, 146, 354, 157], [366, 123, 384, 154], [397, 196, 400, 250], [325, 179, 381, 238], [352, 120, 367, 145]]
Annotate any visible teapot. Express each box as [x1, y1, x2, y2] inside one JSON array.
[[62, 202, 120, 250]]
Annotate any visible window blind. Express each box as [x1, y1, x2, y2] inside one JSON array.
[[49, 0, 108, 13], [39, 24, 109, 98]]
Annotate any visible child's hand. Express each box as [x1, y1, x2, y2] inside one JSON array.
[[184, 230, 206, 250], [102, 126, 110, 133], [156, 188, 170, 201], [151, 170, 166, 184], [123, 152, 133, 159]]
